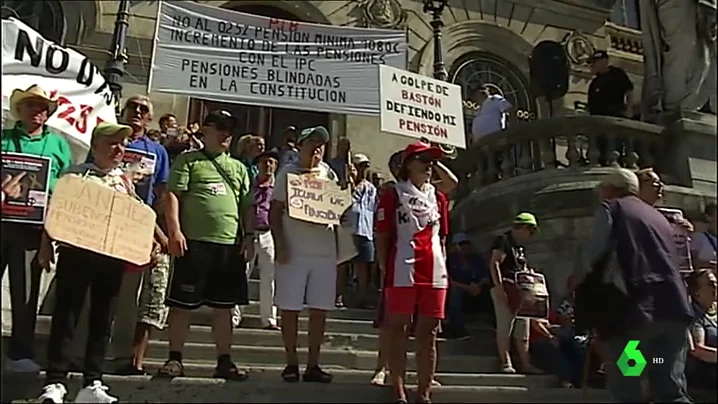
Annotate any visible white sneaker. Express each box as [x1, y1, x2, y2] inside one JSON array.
[[370, 369, 386, 386], [5, 358, 42, 373], [74, 381, 118, 403], [38, 383, 67, 404]]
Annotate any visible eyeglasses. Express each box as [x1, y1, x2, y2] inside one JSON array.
[[22, 99, 49, 111], [127, 101, 150, 115], [411, 154, 436, 164]]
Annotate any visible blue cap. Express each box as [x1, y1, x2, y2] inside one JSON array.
[[452, 233, 471, 245]]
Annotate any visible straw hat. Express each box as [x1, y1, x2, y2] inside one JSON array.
[[9, 85, 58, 118]]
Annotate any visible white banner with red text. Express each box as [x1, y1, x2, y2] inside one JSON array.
[[1, 17, 117, 161], [379, 65, 466, 149]]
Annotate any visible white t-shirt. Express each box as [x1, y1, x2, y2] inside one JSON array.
[[471, 94, 512, 141], [273, 161, 339, 258], [692, 232, 717, 264]]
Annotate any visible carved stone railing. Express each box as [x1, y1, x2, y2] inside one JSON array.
[[605, 22, 643, 58], [453, 115, 665, 202]]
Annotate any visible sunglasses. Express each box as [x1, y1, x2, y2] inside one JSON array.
[[126, 101, 150, 115], [411, 153, 436, 164], [22, 99, 49, 111]]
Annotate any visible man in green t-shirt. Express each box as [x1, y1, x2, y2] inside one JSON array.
[[159, 110, 254, 381], [1, 85, 72, 373]]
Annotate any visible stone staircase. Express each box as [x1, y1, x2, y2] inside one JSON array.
[[2, 273, 613, 403]]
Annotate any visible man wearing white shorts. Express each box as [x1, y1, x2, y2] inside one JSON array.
[[270, 126, 337, 384]]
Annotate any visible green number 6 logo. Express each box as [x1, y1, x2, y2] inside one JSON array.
[[617, 340, 647, 377]]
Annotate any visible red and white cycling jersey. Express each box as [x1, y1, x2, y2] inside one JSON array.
[[376, 181, 449, 289]]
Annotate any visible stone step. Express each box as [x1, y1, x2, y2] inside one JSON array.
[[142, 341, 498, 373], [171, 325, 496, 355], [3, 373, 611, 403], [238, 300, 378, 321]]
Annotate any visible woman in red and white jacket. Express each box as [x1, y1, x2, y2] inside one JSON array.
[[375, 142, 450, 404]]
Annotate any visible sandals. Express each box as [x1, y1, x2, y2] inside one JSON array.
[[214, 361, 248, 381], [282, 364, 300, 383], [156, 359, 184, 378], [303, 366, 332, 383]]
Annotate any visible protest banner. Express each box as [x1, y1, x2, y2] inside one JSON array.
[[657, 207, 694, 273], [286, 173, 350, 226], [1, 152, 51, 225], [149, 1, 407, 116], [379, 65, 466, 149], [44, 176, 156, 265], [515, 271, 550, 320], [1, 18, 117, 159]]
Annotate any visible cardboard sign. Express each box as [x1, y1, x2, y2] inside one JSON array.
[[515, 272, 550, 320], [44, 175, 156, 265], [286, 172, 350, 226], [1, 152, 51, 225]]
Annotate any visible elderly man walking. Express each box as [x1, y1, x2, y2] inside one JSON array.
[[586, 169, 694, 403], [1, 85, 72, 373]]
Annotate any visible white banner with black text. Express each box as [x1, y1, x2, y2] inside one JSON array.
[[149, 1, 408, 116], [1, 17, 117, 156]]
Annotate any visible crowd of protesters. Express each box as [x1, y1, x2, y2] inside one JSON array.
[[1, 84, 716, 404]]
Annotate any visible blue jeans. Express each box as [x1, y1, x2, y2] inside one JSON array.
[[605, 320, 692, 403], [446, 287, 467, 330], [531, 335, 585, 385]]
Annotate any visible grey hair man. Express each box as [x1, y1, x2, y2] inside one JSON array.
[[586, 168, 693, 403]]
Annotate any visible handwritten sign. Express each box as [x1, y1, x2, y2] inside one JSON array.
[[286, 172, 350, 226], [44, 175, 156, 265]]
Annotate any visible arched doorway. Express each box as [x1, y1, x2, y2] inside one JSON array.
[[450, 51, 536, 135], [192, 4, 330, 150]]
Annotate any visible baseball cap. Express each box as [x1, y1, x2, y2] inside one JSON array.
[[253, 147, 280, 164], [203, 109, 237, 132], [452, 233, 471, 245], [513, 212, 538, 229], [590, 50, 608, 62], [297, 126, 330, 144], [401, 141, 443, 164], [92, 122, 133, 140], [352, 153, 370, 165]]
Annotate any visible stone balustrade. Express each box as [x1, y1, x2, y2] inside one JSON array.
[[605, 22, 643, 58], [454, 115, 665, 201]]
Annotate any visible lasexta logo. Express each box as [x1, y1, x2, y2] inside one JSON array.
[[617, 340, 647, 376]]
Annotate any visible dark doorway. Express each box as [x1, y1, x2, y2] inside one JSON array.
[[192, 4, 330, 150]]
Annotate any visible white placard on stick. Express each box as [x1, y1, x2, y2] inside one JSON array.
[[379, 65, 466, 149], [149, 1, 407, 116], [286, 173, 350, 226], [44, 176, 156, 266]]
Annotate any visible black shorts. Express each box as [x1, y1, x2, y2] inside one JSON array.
[[165, 240, 249, 310]]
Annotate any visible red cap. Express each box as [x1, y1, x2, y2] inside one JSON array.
[[401, 141, 443, 164]]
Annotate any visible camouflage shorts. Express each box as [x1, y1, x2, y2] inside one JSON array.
[[136, 253, 171, 329]]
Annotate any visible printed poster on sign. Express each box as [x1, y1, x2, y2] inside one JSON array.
[[149, 1, 407, 116], [1, 18, 117, 159], [379, 65, 466, 149], [515, 271, 550, 320], [1, 152, 51, 225], [657, 207, 694, 273], [44, 175, 156, 265], [286, 173, 350, 226], [121, 149, 157, 184]]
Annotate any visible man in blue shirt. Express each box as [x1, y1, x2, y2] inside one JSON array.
[[444, 233, 491, 339], [110, 96, 171, 375]]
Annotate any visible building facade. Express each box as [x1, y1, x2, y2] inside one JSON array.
[[3, 0, 644, 173]]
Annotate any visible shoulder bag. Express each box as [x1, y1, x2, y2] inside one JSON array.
[[201, 151, 247, 244]]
